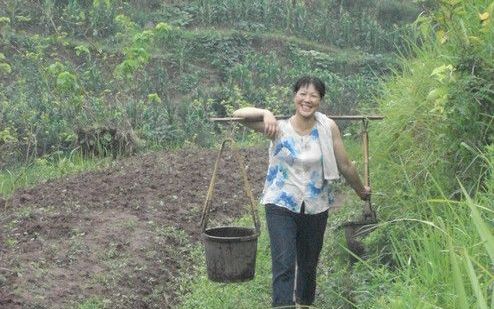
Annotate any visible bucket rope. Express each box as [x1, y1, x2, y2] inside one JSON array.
[[200, 138, 260, 234]]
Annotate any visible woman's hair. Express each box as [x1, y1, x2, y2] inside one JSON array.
[[293, 76, 326, 98]]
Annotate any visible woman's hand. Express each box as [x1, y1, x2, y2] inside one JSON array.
[[263, 110, 278, 138], [359, 186, 371, 201], [232, 107, 278, 139]]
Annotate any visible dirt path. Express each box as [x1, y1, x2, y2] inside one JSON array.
[[0, 146, 270, 309]]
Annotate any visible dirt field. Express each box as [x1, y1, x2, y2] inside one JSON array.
[[0, 146, 270, 308]]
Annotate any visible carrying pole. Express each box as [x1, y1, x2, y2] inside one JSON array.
[[210, 115, 384, 122]]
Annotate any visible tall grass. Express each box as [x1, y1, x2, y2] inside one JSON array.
[[372, 171, 494, 308], [334, 1, 494, 307]]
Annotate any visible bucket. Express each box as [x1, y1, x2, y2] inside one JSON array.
[[200, 139, 261, 283], [203, 226, 259, 282], [341, 220, 377, 263]]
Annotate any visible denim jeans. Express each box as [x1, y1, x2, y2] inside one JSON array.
[[265, 203, 328, 307]]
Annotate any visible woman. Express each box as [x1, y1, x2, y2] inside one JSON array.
[[233, 76, 371, 308]]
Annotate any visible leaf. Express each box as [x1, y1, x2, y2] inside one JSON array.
[[74, 45, 90, 57], [47, 62, 65, 76], [0, 63, 11, 74], [449, 238, 469, 309], [436, 30, 448, 44], [56, 71, 78, 92], [463, 250, 488, 309], [459, 182, 494, 264], [430, 64, 455, 83], [479, 12, 490, 21], [468, 36, 483, 45], [0, 17, 11, 24]]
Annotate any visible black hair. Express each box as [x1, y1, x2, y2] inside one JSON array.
[[292, 76, 326, 98]]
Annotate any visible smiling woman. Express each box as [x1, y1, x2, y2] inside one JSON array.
[[232, 76, 371, 307]]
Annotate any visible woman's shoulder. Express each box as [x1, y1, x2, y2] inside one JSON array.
[[278, 118, 290, 127], [273, 119, 291, 140]]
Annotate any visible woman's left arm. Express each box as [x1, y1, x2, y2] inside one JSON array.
[[330, 120, 370, 200]]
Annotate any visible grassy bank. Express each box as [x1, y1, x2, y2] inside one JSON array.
[[343, 0, 494, 307]]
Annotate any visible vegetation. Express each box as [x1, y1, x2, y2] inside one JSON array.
[[0, 0, 414, 168], [2, 0, 493, 308], [360, 0, 494, 307], [0, 150, 110, 198]]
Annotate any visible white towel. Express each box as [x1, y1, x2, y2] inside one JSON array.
[[315, 112, 340, 181]]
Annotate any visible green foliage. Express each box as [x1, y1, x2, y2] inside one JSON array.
[[372, 0, 494, 205], [77, 297, 105, 309], [0, 62, 11, 74], [333, 1, 494, 308], [0, 52, 12, 74], [0, 1, 396, 166], [74, 44, 91, 58], [0, 150, 109, 198], [89, 0, 116, 37], [0, 17, 10, 25], [56, 71, 79, 93], [114, 29, 154, 80], [189, 0, 420, 52]]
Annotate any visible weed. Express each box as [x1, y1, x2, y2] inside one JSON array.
[[77, 297, 105, 309]]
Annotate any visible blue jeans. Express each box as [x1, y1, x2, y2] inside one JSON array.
[[265, 203, 328, 307]]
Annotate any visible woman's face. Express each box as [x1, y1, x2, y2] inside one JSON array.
[[293, 83, 321, 119]]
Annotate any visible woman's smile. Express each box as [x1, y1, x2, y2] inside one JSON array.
[[294, 84, 321, 118]]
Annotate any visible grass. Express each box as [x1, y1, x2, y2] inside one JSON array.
[[0, 150, 111, 199], [377, 187, 493, 308], [338, 6, 494, 299], [77, 298, 105, 309]]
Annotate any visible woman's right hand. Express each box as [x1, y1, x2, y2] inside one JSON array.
[[263, 110, 278, 138], [232, 107, 278, 138]]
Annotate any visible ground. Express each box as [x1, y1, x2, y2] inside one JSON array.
[[0, 146, 271, 308]]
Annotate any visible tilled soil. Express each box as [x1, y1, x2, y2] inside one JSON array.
[[0, 146, 269, 308]]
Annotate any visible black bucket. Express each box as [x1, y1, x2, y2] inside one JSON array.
[[200, 139, 261, 283], [202, 226, 259, 283], [342, 221, 377, 263]]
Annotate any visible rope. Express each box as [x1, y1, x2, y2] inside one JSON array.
[[200, 138, 260, 234]]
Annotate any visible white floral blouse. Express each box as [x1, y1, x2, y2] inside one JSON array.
[[261, 119, 335, 214]]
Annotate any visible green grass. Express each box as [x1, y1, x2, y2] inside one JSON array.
[[0, 150, 110, 198], [77, 298, 105, 309], [331, 1, 494, 306]]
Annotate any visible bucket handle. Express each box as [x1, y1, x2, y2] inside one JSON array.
[[200, 138, 261, 234], [361, 118, 377, 223]]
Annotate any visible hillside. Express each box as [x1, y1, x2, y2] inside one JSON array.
[[0, 0, 420, 168]]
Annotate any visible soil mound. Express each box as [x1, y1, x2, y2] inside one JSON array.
[[0, 146, 268, 308]]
